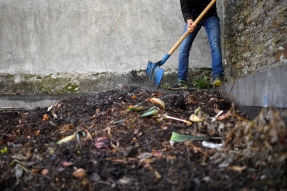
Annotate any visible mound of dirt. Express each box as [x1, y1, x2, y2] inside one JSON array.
[[0, 85, 286, 191]]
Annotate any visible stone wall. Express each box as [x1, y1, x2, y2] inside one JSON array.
[[223, 0, 287, 80]]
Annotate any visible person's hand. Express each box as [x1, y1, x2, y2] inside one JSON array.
[[187, 19, 196, 33]]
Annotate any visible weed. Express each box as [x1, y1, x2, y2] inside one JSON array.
[[193, 76, 210, 89], [160, 83, 170, 89]]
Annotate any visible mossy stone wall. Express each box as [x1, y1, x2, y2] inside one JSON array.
[[223, 0, 287, 80]]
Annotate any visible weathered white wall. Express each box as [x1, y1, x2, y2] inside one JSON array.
[[0, 0, 224, 94], [0, 0, 223, 75]]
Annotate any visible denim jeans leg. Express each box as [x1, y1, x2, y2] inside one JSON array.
[[204, 16, 224, 79], [178, 23, 200, 82]]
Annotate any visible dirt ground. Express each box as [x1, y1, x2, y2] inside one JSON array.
[[0, 85, 286, 191]]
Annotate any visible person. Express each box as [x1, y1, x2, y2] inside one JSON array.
[[170, 0, 224, 90]]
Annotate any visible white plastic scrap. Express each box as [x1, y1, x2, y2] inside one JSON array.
[[202, 141, 223, 150]]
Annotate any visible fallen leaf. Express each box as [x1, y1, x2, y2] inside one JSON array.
[[189, 114, 204, 122], [73, 168, 86, 178], [12, 154, 28, 161], [42, 114, 49, 121], [34, 130, 40, 136], [139, 158, 156, 164], [41, 169, 49, 176], [209, 98, 218, 102], [154, 170, 162, 179], [228, 166, 247, 173], [138, 152, 153, 160], [148, 98, 165, 109], [194, 107, 201, 115], [61, 161, 74, 167], [216, 111, 231, 121], [161, 126, 168, 130], [152, 151, 163, 159]]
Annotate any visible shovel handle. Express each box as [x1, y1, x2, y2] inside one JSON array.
[[168, 0, 217, 55]]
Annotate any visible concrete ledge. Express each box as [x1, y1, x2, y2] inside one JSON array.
[[0, 93, 92, 111], [218, 64, 287, 108]]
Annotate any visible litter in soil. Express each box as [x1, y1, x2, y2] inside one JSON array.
[[0, 85, 286, 191]]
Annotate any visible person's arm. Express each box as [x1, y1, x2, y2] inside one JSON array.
[[180, 0, 193, 22], [180, 0, 197, 33]]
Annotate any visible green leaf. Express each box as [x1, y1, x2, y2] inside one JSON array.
[[139, 109, 158, 117], [170, 132, 221, 142], [0, 147, 8, 156]]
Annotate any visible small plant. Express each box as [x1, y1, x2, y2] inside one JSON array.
[[193, 76, 210, 89], [160, 83, 170, 89]]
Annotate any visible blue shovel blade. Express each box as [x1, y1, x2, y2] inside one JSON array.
[[146, 54, 170, 86], [146, 61, 154, 77], [154, 66, 164, 86], [146, 61, 164, 86]]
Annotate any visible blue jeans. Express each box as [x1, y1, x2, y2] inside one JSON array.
[[178, 16, 224, 81]]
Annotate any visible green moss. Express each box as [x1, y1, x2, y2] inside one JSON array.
[[39, 86, 51, 94], [160, 83, 170, 89], [1, 74, 14, 79], [63, 83, 78, 93], [91, 73, 100, 77]]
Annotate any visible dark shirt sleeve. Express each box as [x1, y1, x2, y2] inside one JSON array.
[[179, 0, 218, 22], [180, 0, 193, 22]]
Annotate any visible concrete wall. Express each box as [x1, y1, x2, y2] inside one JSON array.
[[0, 0, 224, 94]]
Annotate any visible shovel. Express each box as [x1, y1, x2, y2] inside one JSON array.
[[146, 0, 217, 87]]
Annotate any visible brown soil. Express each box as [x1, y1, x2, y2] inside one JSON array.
[[0, 85, 286, 191]]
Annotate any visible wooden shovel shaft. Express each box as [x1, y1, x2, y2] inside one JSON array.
[[168, 0, 217, 55]]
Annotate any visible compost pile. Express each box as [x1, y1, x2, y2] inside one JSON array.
[[0, 85, 286, 191]]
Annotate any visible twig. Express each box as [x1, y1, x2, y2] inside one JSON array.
[[0, 127, 14, 139], [184, 142, 209, 157], [227, 80, 236, 101]]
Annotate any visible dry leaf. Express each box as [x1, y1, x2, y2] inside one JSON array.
[[34, 130, 40, 136], [209, 98, 218, 102], [216, 111, 231, 121], [41, 169, 49, 176], [148, 98, 165, 109], [42, 114, 49, 121], [138, 152, 153, 160], [140, 158, 156, 164], [154, 171, 162, 179], [61, 161, 74, 167], [59, 124, 74, 134], [73, 168, 86, 178], [152, 150, 163, 158], [228, 166, 247, 173], [161, 126, 168, 130], [189, 114, 204, 122], [194, 107, 201, 115]]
